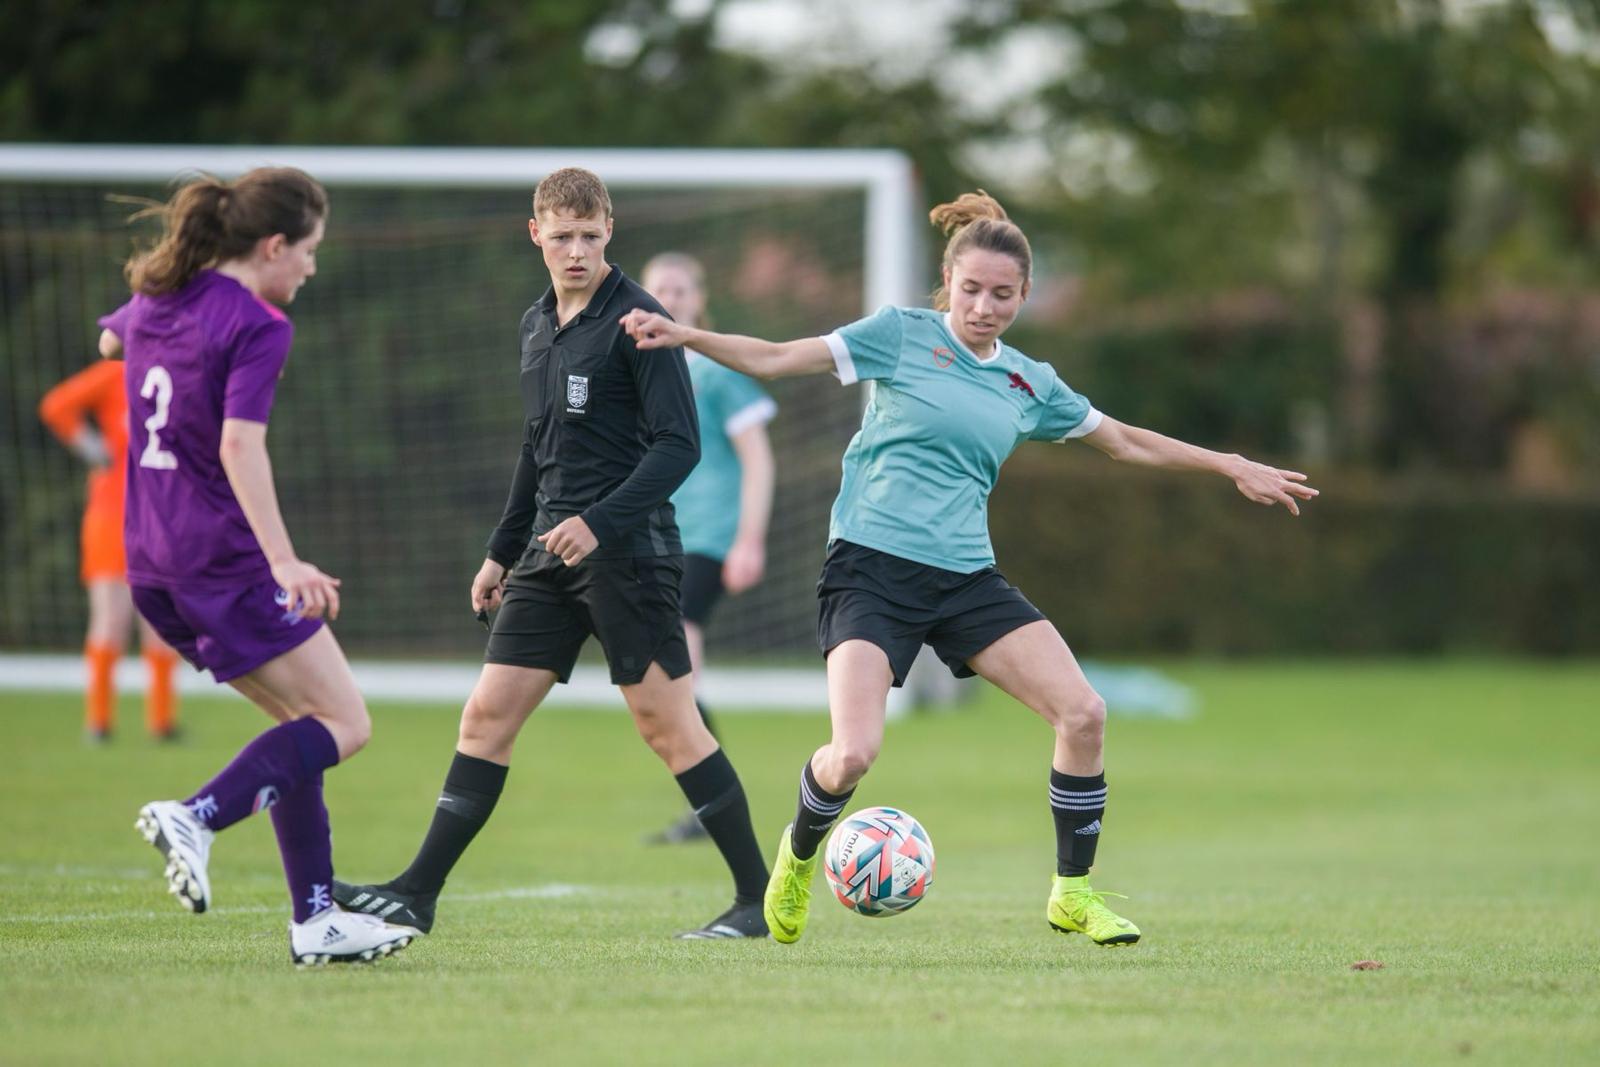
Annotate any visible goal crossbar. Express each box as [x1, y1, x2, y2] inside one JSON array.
[[0, 143, 921, 313]]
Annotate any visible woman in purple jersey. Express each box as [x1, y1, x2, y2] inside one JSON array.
[[121, 167, 415, 966]]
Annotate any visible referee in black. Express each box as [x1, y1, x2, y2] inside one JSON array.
[[335, 168, 771, 940]]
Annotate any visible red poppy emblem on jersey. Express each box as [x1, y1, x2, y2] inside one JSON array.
[[931, 346, 955, 368], [1008, 371, 1036, 398]]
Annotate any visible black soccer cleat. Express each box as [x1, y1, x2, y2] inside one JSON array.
[[674, 899, 769, 940], [332, 879, 437, 935], [644, 808, 710, 846]]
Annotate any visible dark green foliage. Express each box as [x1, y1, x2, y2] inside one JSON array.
[[1010, 314, 1344, 460], [991, 452, 1600, 654]]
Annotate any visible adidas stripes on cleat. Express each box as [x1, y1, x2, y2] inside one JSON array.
[[674, 899, 768, 940], [290, 908, 415, 966], [135, 800, 214, 914], [332, 879, 436, 935], [1046, 874, 1141, 946]]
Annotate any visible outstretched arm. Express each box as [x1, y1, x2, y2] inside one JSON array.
[[1082, 416, 1319, 516], [619, 309, 833, 380]]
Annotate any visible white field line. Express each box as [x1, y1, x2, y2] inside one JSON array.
[[0, 883, 592, 925], [0, 654, 830, 712], [0, 653, 1195, 718]]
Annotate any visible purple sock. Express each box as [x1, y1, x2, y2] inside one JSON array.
[[270, 775, 335, 923], [183, 717, 340, 833]]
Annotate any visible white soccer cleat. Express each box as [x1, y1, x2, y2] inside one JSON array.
[[135, 800, 214, 914], [290, 908, 416, 967]]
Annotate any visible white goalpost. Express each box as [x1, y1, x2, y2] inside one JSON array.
[[0, 144, 920, 318], [0, 143, 961, 712]]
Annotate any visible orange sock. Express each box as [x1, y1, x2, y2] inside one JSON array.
[[143, 648, 180, 736], [85, 642, 119, 735]]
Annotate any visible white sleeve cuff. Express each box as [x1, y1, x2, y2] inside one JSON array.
[[1056, 407, 1104, 442], [723, 396, 778, 436], [823, 332, 857, 386]]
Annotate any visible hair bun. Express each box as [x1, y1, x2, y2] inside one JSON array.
[[928, 190, 1009, 236]]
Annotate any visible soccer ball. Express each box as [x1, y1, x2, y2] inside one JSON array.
[[824, 806, 935, 917]]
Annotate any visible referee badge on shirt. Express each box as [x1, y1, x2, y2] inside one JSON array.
[[566, 374, 589, 414]]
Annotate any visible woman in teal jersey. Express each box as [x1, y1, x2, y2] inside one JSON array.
[[640, 252, 777, 844], [621, 192, 1317, 947]]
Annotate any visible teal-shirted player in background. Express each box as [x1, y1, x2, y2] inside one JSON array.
[[621, 191, 1318, 947], [640, 252, 777, 844]]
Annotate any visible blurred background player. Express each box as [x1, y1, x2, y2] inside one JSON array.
[[38, 318, 179, 742], [639, 251, 776, 845], [121, 166, 416, 965], [623, 190, 1318, 949]]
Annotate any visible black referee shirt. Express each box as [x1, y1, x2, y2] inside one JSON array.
[[484, 265, 700, 566]]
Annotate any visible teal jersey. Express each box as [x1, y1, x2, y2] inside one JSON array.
[[823, 305, 1102, 573], [670, 351, 777, 560]]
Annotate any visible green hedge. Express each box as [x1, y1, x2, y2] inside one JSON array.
[[988, 452, 1600, 654], [1007, 314, 1344, 459]]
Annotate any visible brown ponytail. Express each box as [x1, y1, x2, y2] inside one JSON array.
[[125, 167, 328, 295], [928, 190, 1032, 311]]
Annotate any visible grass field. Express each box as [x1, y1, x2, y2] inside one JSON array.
[[2, 660, 1597, 1066]]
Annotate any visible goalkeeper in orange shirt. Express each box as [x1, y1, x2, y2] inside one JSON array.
[[38, 308, 179, 742]]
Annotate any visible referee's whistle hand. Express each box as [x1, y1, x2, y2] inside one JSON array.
[[471, 558, 507, 614], [537, 516, 598, 567]]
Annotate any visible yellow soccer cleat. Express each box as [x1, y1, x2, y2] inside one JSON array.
[[1047, 874, 1141, 946], [763, 825, 818, 945]]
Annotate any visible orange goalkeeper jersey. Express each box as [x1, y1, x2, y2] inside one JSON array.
[[38, 361, 129, 580]]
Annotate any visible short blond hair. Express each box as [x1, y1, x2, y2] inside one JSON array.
[[533, 167, 612, 219]]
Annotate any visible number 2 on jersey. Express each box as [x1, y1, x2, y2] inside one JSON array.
[[139, 365, 178, 470]]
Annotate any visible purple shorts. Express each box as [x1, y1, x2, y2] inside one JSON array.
[[132, 578, 324, 683]]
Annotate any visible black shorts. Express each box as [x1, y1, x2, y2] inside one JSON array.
[[816, 540, 1045, 688], [486, 552, 691, 685], [679, 553, 726, 626]]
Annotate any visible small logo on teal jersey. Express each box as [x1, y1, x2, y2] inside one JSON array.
[[1007, 371, 1036, 398]]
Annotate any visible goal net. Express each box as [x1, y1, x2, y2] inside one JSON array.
[[0, 146, 919, 665]]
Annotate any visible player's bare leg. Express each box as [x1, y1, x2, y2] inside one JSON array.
[[969, 621, 1138, 946], [766, 640, 895, 943], [137, 629, 413, 961], [647, 620, 715, 843], [225, 630, 417, 962]]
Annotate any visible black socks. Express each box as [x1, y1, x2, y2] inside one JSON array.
[[790, 759, 854, 861], [1049, 769, 1106, 877], [394, 751, 508, 896], [674, 749, 768, 902]]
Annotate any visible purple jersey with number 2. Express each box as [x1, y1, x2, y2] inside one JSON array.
[[122, 269, 294, 589]]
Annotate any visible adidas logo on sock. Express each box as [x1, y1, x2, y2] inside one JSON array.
[[186, 795, 219, 823], [321, 924, 346, 947], [1074, 819, 1102, 836]]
